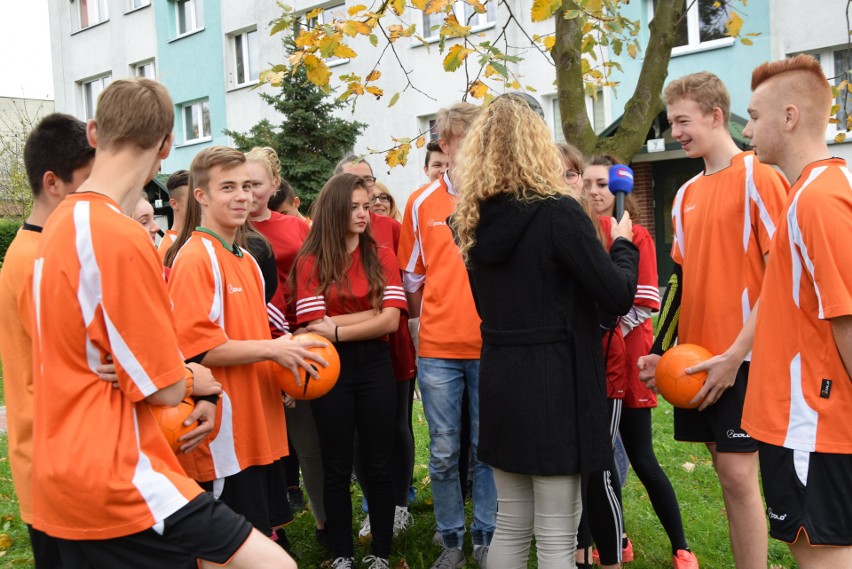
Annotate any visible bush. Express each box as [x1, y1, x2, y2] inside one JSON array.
[[0, 219, 21, 266]]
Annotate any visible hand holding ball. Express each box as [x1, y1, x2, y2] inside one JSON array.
[[150, 398, 198, 452], [655, 344, 712, 409], [272, 333, 341, 400]]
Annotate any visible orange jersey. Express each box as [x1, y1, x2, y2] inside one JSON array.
[[398, 174, 482, 358], [31, 192, 201, 540], [168, 230, 288, 482], [670, 152, 788, 355], [744, 158, 852, 454], [0, 227, 40, 523], [157, 228, 178, 262]]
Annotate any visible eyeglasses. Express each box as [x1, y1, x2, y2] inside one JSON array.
[[361, 176, 377, 187], [565, 170, 581, 182], [370, 194, 391, 203]]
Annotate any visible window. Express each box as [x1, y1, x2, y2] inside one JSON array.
[[133, 60, 156, 79], [651, 0, 734, 54], [76, 0, 108, 30], [422, 1, 496, 39], [232, 29, 259, 86], [183, 100, 211, 142], [176, 0, 203, 36], [128, 0, 150, 10], [808, 48, 852, 137], [551, 90, 606, 143], [306, 4, 347, 64], [81, 75, 111, 120]]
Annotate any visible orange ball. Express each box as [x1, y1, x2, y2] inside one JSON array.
[[656, 344, 713, 409], [150, 398, 197, 452], [271, 333, 341, 400]]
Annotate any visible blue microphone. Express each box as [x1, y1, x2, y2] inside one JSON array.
[[609, 165, 634, 221]]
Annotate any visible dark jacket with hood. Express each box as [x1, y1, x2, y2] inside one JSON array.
[[466, 193, 638, 475]]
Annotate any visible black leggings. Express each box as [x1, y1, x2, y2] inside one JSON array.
[[619, 406, 688, 554], [312, 340, 396, 559]]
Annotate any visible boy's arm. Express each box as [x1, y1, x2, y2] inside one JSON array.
[[831, 316, 852, 382]]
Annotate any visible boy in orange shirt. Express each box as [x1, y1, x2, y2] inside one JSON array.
[[30, 78, 296, 568], [0, 113, 94, 567], [742, 55, 852, 568], [638, 73, 788, 568]]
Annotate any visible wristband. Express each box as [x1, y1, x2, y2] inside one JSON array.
[[183, 366, 194, 399], [335, 325, 340, 343], [192, 394, 220, 405]]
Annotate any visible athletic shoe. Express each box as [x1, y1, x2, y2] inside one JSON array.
[[430, 547, 466, 569], [363, 555, 390, 569], [473, 545, 488, 568], [592, 538, 634, 565], [393, 506, 412, 535], [315, 528, 331, 551], [288, 486, 306, 512], [358, 516, 372, 541], [672, 550, 699, 569], [331, 557, 354, 569]]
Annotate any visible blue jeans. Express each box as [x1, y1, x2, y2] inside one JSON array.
[[418, 357, 496, 548]]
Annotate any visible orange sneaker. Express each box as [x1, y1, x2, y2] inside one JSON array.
[[591, 539, 634, 565], [672, 549, 699, 569]]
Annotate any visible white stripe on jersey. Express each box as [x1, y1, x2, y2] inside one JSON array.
[[670, 172, 702, 261], [296, 296, 325, 316], [267, 302, 290, 334], [209, 391, 241, 479], [743, 154, 777, 252], [200, 238, 226, 329], [787, 166, 826, 316], [74, 201, 158, 397], [783, 353, 818, 452], [403, 179, 443, 274], [130, 408, 190, 529]]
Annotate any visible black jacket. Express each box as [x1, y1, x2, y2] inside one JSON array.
[[466, 194, 638, 475]]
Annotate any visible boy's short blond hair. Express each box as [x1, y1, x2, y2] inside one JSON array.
[[664, 72, 731, 126], [190, 146, 247, 191], [95, 78, 174, 151], [436, 102, 480, 142]]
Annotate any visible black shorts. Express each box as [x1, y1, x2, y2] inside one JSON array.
[[28, 525, 62, 569], [759, 442, 852, 546], [673, 361, 757, 452], [53, 492, 253, 569], [199, 459, 292, 536]]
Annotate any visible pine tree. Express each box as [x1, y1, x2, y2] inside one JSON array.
[[225, 61, 365, 209]]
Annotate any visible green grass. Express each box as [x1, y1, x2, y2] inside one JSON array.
[[0, 400, 797, 568]]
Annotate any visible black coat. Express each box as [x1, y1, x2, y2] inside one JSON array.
[[466, 194, 638, 476]]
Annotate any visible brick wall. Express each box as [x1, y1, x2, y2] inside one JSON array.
[[631, 162, 655, 240]]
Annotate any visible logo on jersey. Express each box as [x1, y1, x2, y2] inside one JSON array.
[[428, 218, 447, 227], [726, 429, 751, 439], [767, 508, 787, 521], [227, 284, 243, 293], [684, 204, 697, 213]]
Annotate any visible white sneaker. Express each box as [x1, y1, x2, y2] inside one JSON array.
[[431, 547, 466, 569], [331, 557, 354, 569], [362, 555, 390, 569], [473, 545, 489, 569], [393, 505, 412, 535], [358, 516, 372, 540]]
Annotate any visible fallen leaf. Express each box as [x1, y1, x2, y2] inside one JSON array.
[[682, 461, 695, 473]]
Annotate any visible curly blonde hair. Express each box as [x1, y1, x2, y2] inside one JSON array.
[[245, 146, 282, 186], [452, 95, 575, 262]]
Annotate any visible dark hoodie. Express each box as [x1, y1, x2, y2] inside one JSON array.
[[464, 192, 638, 476]]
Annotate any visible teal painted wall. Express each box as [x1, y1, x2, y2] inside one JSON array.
[[154, 0, 228, 172], [609, 2, 773, 121]]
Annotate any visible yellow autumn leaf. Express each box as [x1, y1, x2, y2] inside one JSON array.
[[465, 0, 486, 14], [348, 4, 367, 16], [584, 0, 603, 15], [388, 24, 405, 40], [416, 136, 426, 149], [259, 70, 286, 85], [468, 80, 488, 99], [424, 0, 451, 15], [835, 132, 847, 144], [725, 12, 744, 38], [366, 85, 384, 97], [318, 35, 340, 58], [385, 143, 411, 167], [740, 37, 753, 46], [531, 0, 561, 22], [366, 70, 381, 82], [389, 0, 406, 16], [411, 0, 428, 9], [303, 54, 331, 89], [341, 19, 372, 37], [627, 42, 638, 58], [440, 14, 470, 38], [335, 44, 357, 59], [295, 30, 317, 48], [443, 44, 474, 72], [544, 36, 556, 51], [348, 81, 365, 95], [306, 7, 323, 20], [0, 534, 11, 549]]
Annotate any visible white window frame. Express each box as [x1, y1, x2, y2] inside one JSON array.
[[75, 0, 108, 31], [306, 3, 348, 66], [81, 74, 112, 120], [806, 49, 852, 142], [550, 89, 608, 142], [182, 99, 211, 144], [132, 59, 156, 79], [649, 0, 734, 57], [127, 0, 151, 12], [231, 28, 260, 87], [421, 1, 496, 42], [176, 0, 204, 37]]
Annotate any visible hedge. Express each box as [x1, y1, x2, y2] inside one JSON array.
[[0, 219, 21, 266]]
